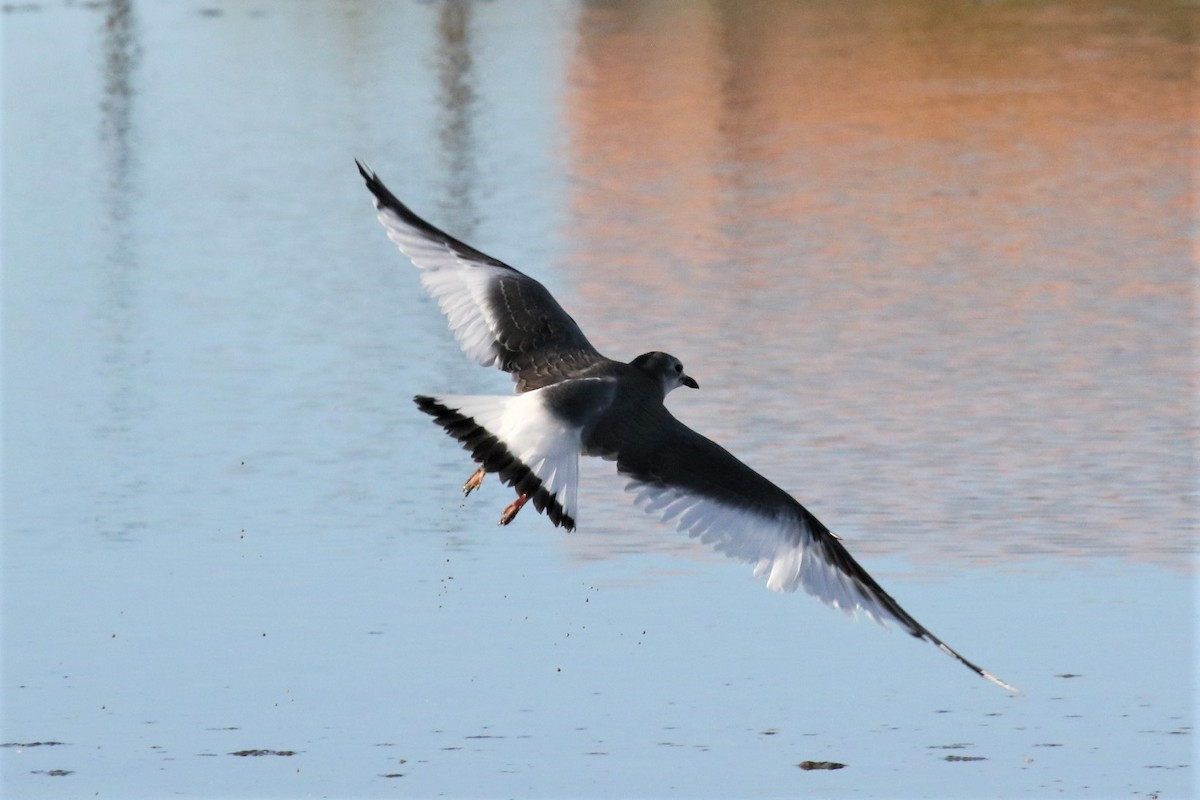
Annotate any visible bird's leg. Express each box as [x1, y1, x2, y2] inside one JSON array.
[[498, 493, 529, 526], [463, 466, 486, 497]]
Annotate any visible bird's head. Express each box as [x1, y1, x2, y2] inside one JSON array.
[[631, 351, 699, 397]]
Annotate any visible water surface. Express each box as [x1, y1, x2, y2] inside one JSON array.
[[3, 1, 1194, 797]]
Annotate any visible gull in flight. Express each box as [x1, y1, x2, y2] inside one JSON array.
[[357, 161, 1017, 693]]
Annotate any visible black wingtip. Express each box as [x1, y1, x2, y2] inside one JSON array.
[[358, 167, 511, 270], [356, 159, 403, 211]]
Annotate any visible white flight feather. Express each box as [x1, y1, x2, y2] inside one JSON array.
[[375, 205, 506, 368], [627, 481, 890, 627]]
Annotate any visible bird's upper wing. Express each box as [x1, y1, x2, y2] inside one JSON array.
[[358, 162, 608, 391], [587, 405, 1018, 693]]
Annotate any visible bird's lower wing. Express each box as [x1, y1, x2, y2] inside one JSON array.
[[599, 410, 1018, 693]]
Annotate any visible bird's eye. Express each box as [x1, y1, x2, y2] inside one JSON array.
[[674, 363, 683, 373]]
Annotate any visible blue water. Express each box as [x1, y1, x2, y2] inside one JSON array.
[[3, 1, 1194, 797]]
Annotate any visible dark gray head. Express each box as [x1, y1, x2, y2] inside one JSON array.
[[630, 351, 699, 396]]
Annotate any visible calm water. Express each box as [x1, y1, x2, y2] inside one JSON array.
[[3, 1, 1195, 797]]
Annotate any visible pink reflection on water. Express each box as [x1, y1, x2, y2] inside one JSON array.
[[552, 0, 1194, 569]]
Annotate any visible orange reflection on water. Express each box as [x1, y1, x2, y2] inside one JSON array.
[[556, 0, 1195, 568]]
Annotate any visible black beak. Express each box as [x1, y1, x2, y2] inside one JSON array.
[[682, 374, 699, 389]]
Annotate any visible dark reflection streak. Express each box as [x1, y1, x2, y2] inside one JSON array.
[[434, 1, 478, 234], [100, 0, 140, 226], [97, 0, 145, 542], [713, 2, 751, 248]]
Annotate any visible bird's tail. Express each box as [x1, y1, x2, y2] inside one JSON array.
[[414, 392, 580, 530]]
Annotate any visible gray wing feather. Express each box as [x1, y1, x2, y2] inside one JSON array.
[[358, 162, 608, 391]]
